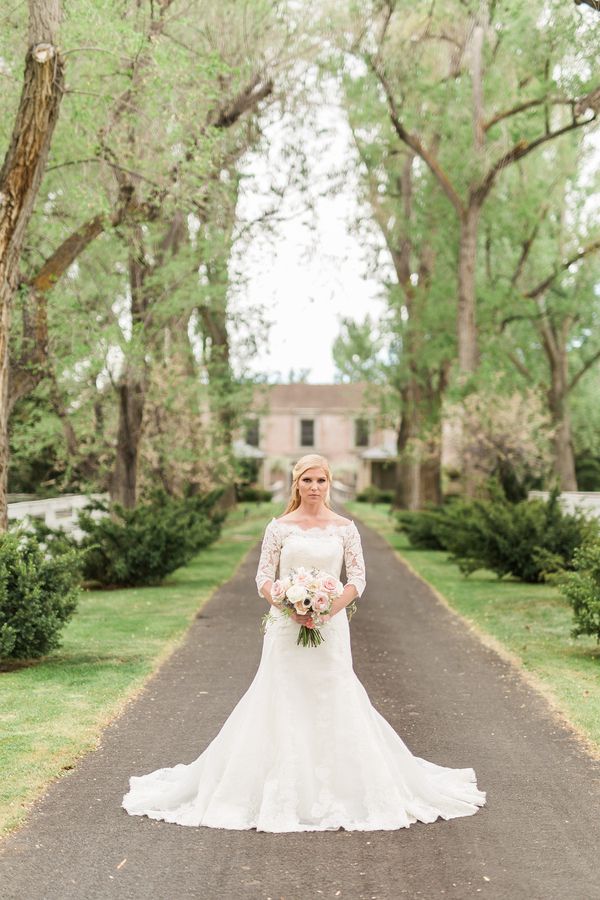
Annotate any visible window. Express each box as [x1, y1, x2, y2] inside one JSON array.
[[355, 417, 369, 448], [245, 419, 259, 448], [300, 418, 314, 447]]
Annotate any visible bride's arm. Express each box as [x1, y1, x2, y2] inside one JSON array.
[[330, 583, 358, 617], [255, 520, 281, 607], [329, 523, 366, 616]]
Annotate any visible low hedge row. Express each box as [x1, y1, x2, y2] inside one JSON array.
[[36, 489, 226, 588], [0, 533, 81, 660], [1, 490, 226, 660], [396, 487, 600, 641]]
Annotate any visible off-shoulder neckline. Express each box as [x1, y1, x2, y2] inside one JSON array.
[[271, 516, 354, 533]]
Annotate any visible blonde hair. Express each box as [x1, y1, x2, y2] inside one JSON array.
[[283, 454, 333, 514]]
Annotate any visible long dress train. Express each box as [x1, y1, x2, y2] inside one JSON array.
[[122, 519, 486, 831]]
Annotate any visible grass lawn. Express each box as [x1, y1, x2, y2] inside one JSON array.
[[348, 502, 600, 756], [0, 501, 280, 836]]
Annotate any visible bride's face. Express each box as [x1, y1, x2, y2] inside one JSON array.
[[298, 467, 329, 505]]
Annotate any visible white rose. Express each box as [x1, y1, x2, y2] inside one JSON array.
[[287, 584, 308, 603]]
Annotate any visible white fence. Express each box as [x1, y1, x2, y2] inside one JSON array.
[[8, 494, 108, 540], [528, 490, 600, 520]]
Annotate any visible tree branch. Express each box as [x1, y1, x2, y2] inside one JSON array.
[[506, 350, 534, 382], [569, 348, 600, 392], [477, 109, 597, 201], [510, 208, 548, 288], [525, 239, 600, 299], [574, 0, 600, 11], [209, 75, 274, 129], [485, 96, 546, 131], [369, 59, 465, 217]]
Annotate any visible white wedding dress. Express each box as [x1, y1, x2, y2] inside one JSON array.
[[122, 518, 486, 831]]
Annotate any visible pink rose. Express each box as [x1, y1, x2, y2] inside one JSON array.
[[322, 575, 342, 595], [271, 580, 285, 600], [313, 592, 330, 612]]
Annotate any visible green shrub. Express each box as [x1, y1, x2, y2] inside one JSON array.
[[235, 485, 273, 502], [560, 541, 600, 642], [396, 499, 478, 551], [37, 490, 226, 588], [356, 486, 394, 504], [396, 507, 447, 550], [0, 533, 81, 660], [441, 488, 597, 582]]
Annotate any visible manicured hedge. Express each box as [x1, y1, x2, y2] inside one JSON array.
[[560, 541, 600, 643], [36, 489, 226, 588], [396, 489, 598, 583], [0, 533, 81, 660]]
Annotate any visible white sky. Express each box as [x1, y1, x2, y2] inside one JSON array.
[[231, 79, 387, 384]]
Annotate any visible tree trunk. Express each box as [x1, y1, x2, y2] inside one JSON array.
[[457, 204, 481, 375], [110, 371, 147, 507], [394, 383, 421, 509], [200, 268, 236, 448], [420, 452, 442, 505], [0, 0, 64, 529], [548, 353, 578, 491], [456, 203, 482, 497], [110, 228, 149, 508]]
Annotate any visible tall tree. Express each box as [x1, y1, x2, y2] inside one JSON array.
[[348, 0, 599, 378], [3, 0, 300, 509], [338, 70, 455, 507], [329, 0, 599, 492], [495, 159, 600, 489], [0, 0, 65, 528]]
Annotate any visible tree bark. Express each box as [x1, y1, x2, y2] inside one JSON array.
[[457, 204, 481, 376], [111, 370, 148, 507], [394, 383, 421, 510], [420, 452, 443, 505], [109, 225, 150, 508], [0, 0, 64, 529], [547, 346, 578, 490]]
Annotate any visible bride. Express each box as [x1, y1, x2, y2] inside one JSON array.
[[122, 453, 486, 831]]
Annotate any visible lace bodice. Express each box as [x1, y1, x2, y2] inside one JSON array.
[[255, 518, 366, 599]]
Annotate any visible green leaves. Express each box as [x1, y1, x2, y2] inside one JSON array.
[[0, 532, 81, 660], [398, 487, 598, 583], [560, 540, 600, 642]]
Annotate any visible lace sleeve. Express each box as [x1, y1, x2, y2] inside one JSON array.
[[344, 523, 366, 597], [255, 519, 282, 598]]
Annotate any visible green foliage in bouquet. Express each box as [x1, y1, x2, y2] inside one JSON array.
[[36, 490, 226, 588], [0, 533, 81, 660], [559, 541, 600, 643]]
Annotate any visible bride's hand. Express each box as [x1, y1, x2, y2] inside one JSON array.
[[291, 612, 314, 627]]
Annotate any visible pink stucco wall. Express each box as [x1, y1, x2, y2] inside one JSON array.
[[237, 384, 397, 492]]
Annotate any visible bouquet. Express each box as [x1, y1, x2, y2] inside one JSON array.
[[263, 566, 344, 647]]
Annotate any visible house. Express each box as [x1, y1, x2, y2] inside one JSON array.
[[234, 383, 398, 494]]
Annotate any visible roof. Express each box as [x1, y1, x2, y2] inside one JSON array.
[[255, 382, 374, 413]]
